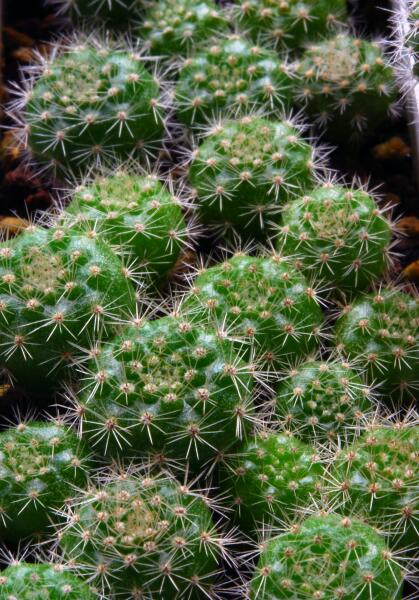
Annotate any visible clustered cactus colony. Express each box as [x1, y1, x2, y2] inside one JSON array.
[[1, 0, 417, 598]]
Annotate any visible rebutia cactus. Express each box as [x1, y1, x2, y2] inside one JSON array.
[[276, 182, 393, 294], [188, 115, 319, 239], [138, 0, 229, 59], [0, 224, 136, 392], [174, 35, 293, 128], [14, 37, 166, 175], [249, 513, 403, 599], [49, 0, 145, 26], [335, 288, 419, 398], [57, 469, 228, 598], [275, 357, 373, 443], [231, 0, 347, 52], [0, 420, 91, 541], [220, 429, 325, 535], [293, 34, 399, 143]]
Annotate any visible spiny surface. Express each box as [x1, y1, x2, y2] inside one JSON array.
[[50, 0, 145, 26]]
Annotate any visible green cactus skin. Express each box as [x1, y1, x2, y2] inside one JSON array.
[[0, 563, 97, 599], [231, 0, 347, 53], [276, 183, 393, 294], [174, 35, 293, 128], [335, 289, 419, 398], [71, 313, 254, 466], [275, 358, 373, 443], [184, 253, 324, 369], [220, 430, 325, 536], [329, 420, 419, 550], [0, 225, 136, 393], [58, 471, 224, 598], [19, 39, 165, 175], [0, 420, 91, 541], [188, 116, 317, 239], [62, 172, 188, 285], [250, 513, 403, 600], [293, 34, 399, 144], [139, 0, 229, 59]]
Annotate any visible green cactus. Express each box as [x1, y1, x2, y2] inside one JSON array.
[[276, 183, 393, 294], [49, 0, 145, 26], [174, 35, 293, 128], [0, 224, 136, 393], [249, 513, 403, 599], [188, 115, 318, 239], [406, 2, 419, 78], [335, 288, 419, 398], [0, 420, 91, 541]]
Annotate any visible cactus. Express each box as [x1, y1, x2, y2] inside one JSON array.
[[230, 0, 347, 53], [293, 34, 399, 144], [48, 0, 145, 26], [0, 420, 91, 541], [188, 115, 319, 239], [335, 288, 419, 398], [174, 35, 293, 128], [275, 357, 373, 443], [390, 0, 419, 97], [249, 513, 403, 599], [0, 224, 136, 393], [276, 182, 393, 294], [138, 0, 229, 59]]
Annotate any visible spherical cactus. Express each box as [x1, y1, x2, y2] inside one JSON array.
[[230, 0, 347, 53], [0, 224, 136, 393], [220, 429, 325, 536], [329, 417, 419, 549], [0, 420, 91, 541], [275, 357, 373, 443], [293, 34, 399, 144], [138, 0, 229, 59], [249, 513, 403, 599], [188, 115, 319, 239], [391, 0, 419, 96], [335, 288, 419, 398], [14, 37, 166, 175], [0, 562, 97, 599], [174, 35, 293, 128], [58, 469, 227, 598], [276, 182, 393, 294], [49, 0, 145, 27], [61, 171, 190, 286], [183, 253, 324, 369]]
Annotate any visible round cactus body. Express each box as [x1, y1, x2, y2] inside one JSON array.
[[335, 289, 419, 397], [220, 430, 324, 535], [189, 116, 317, 239], [275, 358, 373, 443], [250, 513, 403, 599], [0, 563, 96, 599], [0, 225, 136, 392], [21, 39, 165, 175], [50, 0, 145, 26], [174, 35, 293, 128], [0, 421, 91, 541], [277, 183, 392, 293], [139, 0, 229, 58]]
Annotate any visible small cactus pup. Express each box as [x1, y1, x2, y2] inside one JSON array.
[[249, 513, 404, 599], [188, 115, 319, 240], [58, 469, 229, 598], [293, 34, 399, 144], [0, 224, 136, 393], [174, 35, 294, 128], [0, 562, 97, 599], [335, 288, 419, 398], [48, 0, 145, 27], [275, 357, 373, 443], [276, 182, 393, 294], [61, 171, 190, 286], [183, 253, 324, 369], [220, 429, 325, 536], [329, 415, 419, 550], [15, 37, 167, 176], [138, 0, 230, 59], [0, 420, 91, 541], [230, 0, 347, 53]]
